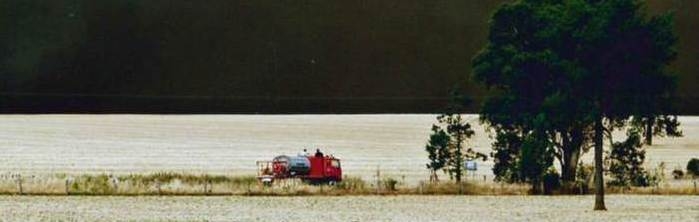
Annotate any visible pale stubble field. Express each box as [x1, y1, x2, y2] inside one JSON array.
[[0, 115, 697, 221], [0, 195, 697, 221], [2, 114, 697, 183]]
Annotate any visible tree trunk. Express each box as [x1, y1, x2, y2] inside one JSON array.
[[532, 179, 542, 195], [452, 130, 463, 183], [561, 127, 583, 183], [455, 137, 462, 183], [561, 149, 580, 183], [645, 117, 654, 145], [429, 170, 438, 183], [593, 117, 607, 211]]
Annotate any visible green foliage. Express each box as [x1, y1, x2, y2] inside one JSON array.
[[630, 115, 683, 145], [491, 129, 524, 183], [70, 174, 116, 194], [425, 125, 450, 175], [605, 130, 656, 187], [474, 0, 681, 198], [672, 169, 684, 179], [473, 0, 602, 185], [427, 90, 486, 182], [438, 113, 477, 182], [519, 117, 556, 194], [382, 177, 399, 191], [687, 158, 699, 177], [576, 163, 594, 183], [542, 169, 561, 195], [519, 131, 554, 185]]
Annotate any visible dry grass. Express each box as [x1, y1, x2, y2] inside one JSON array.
[[412, 181, 530, 195], [2, 172, 694, 196], [0, 172, 258, 195], [606, 182, 699, 195]]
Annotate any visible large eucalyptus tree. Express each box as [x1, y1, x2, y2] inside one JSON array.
[[473, 0, 679, 210]]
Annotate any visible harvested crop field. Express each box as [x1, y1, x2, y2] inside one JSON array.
[[1, 195, 697, 221], [0, 115, 698, 185], [0, 115, 697, 221]]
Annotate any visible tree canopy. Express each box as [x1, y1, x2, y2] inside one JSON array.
[[473, 0, 681, 210]]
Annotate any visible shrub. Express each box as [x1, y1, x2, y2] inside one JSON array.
[[542, 169, 561, 195], [337, 176, 366, 192], [672, 169, 684, 179], [687, 158, 699, 177], [605, 130, 655, 187], [382, 177, 399, 191], [573, 163, 593, 194], [70, 174, 116, 194]]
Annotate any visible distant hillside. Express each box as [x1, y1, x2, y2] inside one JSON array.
[[1, 0, 696, 114]]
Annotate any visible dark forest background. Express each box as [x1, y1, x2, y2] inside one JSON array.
[[1, 0, 697, 114]]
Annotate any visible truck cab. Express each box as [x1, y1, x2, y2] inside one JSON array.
[[305, 156, 342, 184]]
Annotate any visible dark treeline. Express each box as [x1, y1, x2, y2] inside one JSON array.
[[1, 0, 697, 114]]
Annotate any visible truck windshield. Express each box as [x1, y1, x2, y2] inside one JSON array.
[[330, 159, 340, 168]]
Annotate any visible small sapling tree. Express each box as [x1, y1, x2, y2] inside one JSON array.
[[687, 158, 699, 178], [426, 90, 486, 183], [426, 125, 450, 182]]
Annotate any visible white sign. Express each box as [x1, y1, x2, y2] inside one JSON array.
[[465, 161, 477, 171]]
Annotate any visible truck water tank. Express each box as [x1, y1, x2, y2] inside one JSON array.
[[273, 155, 311, 175]]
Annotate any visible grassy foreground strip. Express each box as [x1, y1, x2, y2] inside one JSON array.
[[0, 172, 696, 196]]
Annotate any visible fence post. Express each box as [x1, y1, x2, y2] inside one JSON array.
[[418, 181, 423, 195], [375, 165, 381, 195], [694, 180, 696, 194], [155, 180, 162, 195], [15, 174, 23, 195], [653, 184, 658, 194]]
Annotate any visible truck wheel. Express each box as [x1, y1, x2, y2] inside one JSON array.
[[327, 180, 337, 186]]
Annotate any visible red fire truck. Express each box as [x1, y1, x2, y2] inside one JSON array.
[[256, 153, 342, 185]]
